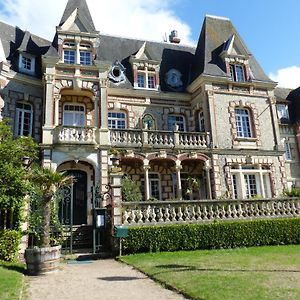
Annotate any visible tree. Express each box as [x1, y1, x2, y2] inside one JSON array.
[[0, 120, 38, 229], [29, 167, 73, 247]]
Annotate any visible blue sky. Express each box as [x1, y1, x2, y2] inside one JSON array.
[[0, 0, 299, 88], [174, 0, 299, 77]]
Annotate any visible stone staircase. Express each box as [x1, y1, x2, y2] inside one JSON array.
[[62, 225, 93, 250]]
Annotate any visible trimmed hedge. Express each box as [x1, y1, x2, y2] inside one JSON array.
[[123, 218, 300, 253], [0, 230, 20, 261]]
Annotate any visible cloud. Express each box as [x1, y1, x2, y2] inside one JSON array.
[[269, 66, 300, 89], [0, 0, 195, 45]]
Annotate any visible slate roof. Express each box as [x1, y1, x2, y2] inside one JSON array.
[[193, 16, 274, 83], [0, 21, 50, 77], [59, 0, 95, 31], [274, 87, 292, 102], [98, 35, 195, 91]]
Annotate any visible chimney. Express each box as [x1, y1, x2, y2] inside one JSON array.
[[169, 30, 181, 44]]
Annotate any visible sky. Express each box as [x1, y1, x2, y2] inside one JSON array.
[[0, 0, 299, 89]]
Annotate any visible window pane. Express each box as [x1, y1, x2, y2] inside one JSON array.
[[168, 115, 185, 131], [80, 51, 91, 65], [148, 75, 156, 89], [64, 50, 75, 64], [244, 174, 257, 198], [16, 104, 32, 136], [284, 142, 292, 160], [138, 74, 145, 88], [63, 105, 85, 126], [235, 109, 252, 138], [235, 65, 245, 82], [108, 112, 126, 129]]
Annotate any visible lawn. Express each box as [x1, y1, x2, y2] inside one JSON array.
[[0, 261, 26, 300], [121, 245, 300, 300]]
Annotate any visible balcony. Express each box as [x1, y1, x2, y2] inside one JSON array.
[[54, 126, 97, 144], [110, 129, 211, 149]]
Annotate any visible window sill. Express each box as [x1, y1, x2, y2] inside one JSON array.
[[235, 137, 257, 142]]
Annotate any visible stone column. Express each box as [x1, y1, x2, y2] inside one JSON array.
[[175, 160, 182, 199], [54, 94, 61, 126], [237, 164, 246, 199], [207, 90, 218, 148], [258, 164, 266, 198], [43, 73, 55, 145], [204, 160, 212, 200], [143, 160, 150, 200]]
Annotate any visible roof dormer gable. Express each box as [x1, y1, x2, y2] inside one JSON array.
[[221, 34, 250, 60]]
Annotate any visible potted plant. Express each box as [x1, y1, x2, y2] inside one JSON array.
[[25, 167, 73, 275]]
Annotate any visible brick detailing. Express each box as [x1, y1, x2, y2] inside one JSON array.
[[278, 156, 288, 191], [212, 154, 221, 198]]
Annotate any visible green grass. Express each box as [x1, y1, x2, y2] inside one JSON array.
[[0, 261, 25, 300], [121, 245, 300, 300]]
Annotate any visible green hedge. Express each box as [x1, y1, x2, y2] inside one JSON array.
[[0, 230, 21, 261], [123, 218, 300, 253]]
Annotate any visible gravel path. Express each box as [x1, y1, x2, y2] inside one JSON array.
[[27, 259, 186, 300]]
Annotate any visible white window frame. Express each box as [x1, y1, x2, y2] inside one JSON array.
[[168, 115, 186, 132], [15, 102, 33, 136], [277, 104, 289, 121], [63, 103, 86, 127], [63, 49, 75, 64], [235, 108, 253, 138], [108, 111, 127, 129], [231, 166, 272, 199], [19, 53, 35, 75], [149, 173, 161, 200], [230, 64, 245, 82], [136, 68, 157, 90]]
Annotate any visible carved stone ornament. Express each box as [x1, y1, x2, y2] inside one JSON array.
[[165, 69, 183, 90], [108, 60, 126, 84]]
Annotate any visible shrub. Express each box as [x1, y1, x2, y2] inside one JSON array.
[[123, 218, 300, 253], [284, 188, 300, 197], [0, 230, 21, 261], [121, 175, 142, 202]]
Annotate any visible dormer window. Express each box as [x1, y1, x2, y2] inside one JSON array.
[[62, 41, 92, 65], [19, 53, 35, 75], [230, 64, 245, 82], [136, 67, 157, 89]]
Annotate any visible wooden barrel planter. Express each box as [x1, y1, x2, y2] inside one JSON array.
[[25, 245, 61, 276]]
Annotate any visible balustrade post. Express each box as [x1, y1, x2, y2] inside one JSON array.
[[206, 132, 211, 148], [142, 123, 149, 147], [173, 124, 180, 147]]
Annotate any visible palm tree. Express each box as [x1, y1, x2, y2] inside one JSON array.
[[31, 167, 73, 248]]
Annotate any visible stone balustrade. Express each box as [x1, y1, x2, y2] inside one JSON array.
[[110, 129, 210, 149], [122, 198, 300, 225], [54, 126, 96, 144]]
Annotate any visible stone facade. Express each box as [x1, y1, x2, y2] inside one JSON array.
[[0, 0, 299, 236]]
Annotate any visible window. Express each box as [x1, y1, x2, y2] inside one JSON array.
[[63, 41, 92, 65], [80, 51, 91, 65], [16, 103, 33, 136], [63, 104, 85, 127], [148, 75, 156, 89], [108, 112, 126, 129], [136, 68, 157, 90], [137, 73, 145, 88], [64, 50, 75, 64], [142, 114, 156, 130], [235, 108, 252, 138], [230, 64, 245, 82], [168, 115, 186, 132], [244, 174, 257, 198], [284, 142, 292, 161], [230, 165, 272, 199], [277, 104, 289, 122], [141, 173, 161, 200], [198, 110, 205, 132], [19, 53, 35, 74]]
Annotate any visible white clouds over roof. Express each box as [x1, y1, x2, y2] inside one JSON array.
[[0, 0, 195, 45], [269, 66, 300, 89]]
